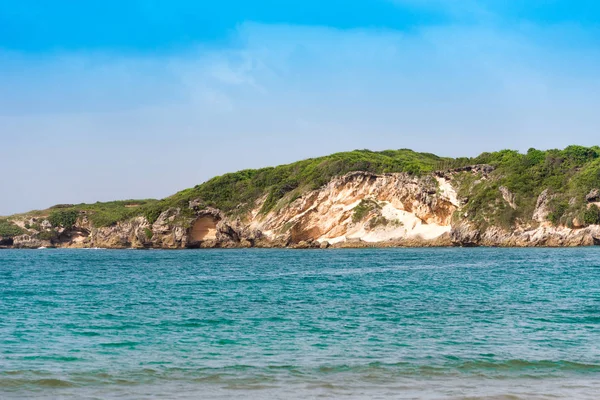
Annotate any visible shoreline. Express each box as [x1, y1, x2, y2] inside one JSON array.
[[2, 243, 600, 250]]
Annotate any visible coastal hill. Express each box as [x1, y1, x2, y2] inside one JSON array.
[[2, 146, 600, 248]]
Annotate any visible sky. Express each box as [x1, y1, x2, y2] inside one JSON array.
[[1, 1, 599, 215]]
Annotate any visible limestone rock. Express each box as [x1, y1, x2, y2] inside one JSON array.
[[291, 240, 319, 249], [189, 198, 204, 210], [239, 239, 253, 248], [90, 216, 152, 249], [499, 186, 517, 209], [7, 164, 600, 249], [450, 223, 481, 247], [532, 189, 552, 223], [586, 189, 600, 203], [12, 235, 50, 249]]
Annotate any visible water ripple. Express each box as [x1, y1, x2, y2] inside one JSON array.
[[1, 248, 600, 399]]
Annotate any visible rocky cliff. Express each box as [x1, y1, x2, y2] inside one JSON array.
[[3, 165, 600, 249]]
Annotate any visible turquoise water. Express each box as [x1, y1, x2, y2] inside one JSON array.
[[1, 248, 600, 399]]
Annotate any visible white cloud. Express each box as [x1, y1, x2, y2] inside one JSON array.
[[1, 21, 599, 214]]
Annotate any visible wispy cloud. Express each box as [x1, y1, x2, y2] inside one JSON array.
[[1, 20, 599, 214]]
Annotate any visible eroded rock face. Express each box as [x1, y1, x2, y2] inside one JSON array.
[[149, 210, 188, 249], [533, 189, 552, 223], [190, 216, 218, 241], [449, 224, 600, 247], [89, 216, 153, 249], [450, 223, 481, 247], [12, 235, 51, 249], [5, 167, 600, 249], [499, 186, 517, 209], [249, 172, 459, 246], [55, 171, 460, 249]]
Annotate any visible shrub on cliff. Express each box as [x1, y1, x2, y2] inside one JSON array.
[[0, 219, 24, 238], [8, 146, 600, 232], [48, 210, 79, 228], [582, 205, 600, 226], [459, 146, 600, 229], [37, 230, 57, 241], [352, 199, 381, 223], [167, 149, 446, 216], [43, 200, 159, 228]]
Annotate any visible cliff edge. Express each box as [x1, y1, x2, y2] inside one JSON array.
[[2, 147, 600, 249]]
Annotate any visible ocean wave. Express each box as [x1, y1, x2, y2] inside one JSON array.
[[0, 377, 76, 389], [2, 359, 599, 389], [454, 359, 600, 373], [99, 341, 140, 348]]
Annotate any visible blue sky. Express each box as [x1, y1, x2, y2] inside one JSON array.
[[1, 1, 600, 214]]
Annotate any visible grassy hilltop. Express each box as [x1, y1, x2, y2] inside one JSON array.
[[2, 146, 600, 238]]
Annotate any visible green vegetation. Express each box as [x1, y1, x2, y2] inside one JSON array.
[[0, 219, 24, 238], [352, 199, 381, 223], [280, 221, 295, 234], [161, 149, 446, 218], [7, 146, 600, 231], [44, 200, 159, 228], [367, 216, 390, 229], [548, 199, 569, 225], [48, 210, 79, 228], [15, 149, 441, 229], [582, 205, 600, 225], [459, 145, 600, 228], [351, 199, 405, 229], [144, 228, 153, 239], [37, 230, 57, 241]]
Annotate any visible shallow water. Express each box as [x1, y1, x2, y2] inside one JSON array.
[[1, 248, 600, 399]]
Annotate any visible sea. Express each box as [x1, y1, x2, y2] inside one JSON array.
[[1, 248, 599, 399]]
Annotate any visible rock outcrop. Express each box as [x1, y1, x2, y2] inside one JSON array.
[[532, 189, 552, 223], [249, 172, 458, 246], [11, 235, 52, 249], [586, 189, 600, 203], [451, 221, 600, 247], [3, 167, 600, 249], [499, 186, 517, 209]]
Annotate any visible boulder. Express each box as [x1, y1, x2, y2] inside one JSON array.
[[450, 223, 481, 247]]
